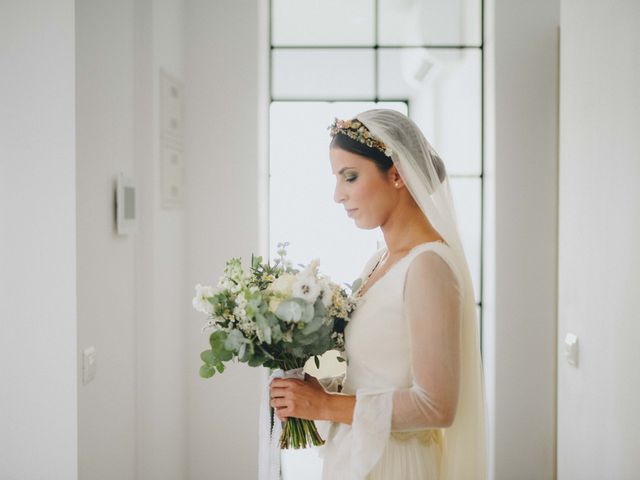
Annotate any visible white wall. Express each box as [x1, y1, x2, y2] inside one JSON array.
[[76, 0, 186, 478], [0, 1, 78, 479], [134, 0, 187, 479], [558, 1, 640, 479], [184, 1, 267, 478], [484, 1, 559, 479], [76, 0, 137, 477]]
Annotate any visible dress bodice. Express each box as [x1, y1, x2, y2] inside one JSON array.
[[341, 241, 453, 395], [320, 241, 464, 480]]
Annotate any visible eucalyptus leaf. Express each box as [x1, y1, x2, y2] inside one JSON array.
[[313, 299, 326, 318], [293, 330, 319, 346], [275, 300, 303, 323], [314, 355, 320, 369], [270, 323, 283, 343], [210, 331, 234, 361], [199, 364, 216, 378], [256, 313, 272, 345], [210, 330, 228, 351], [200, 350, 216, 365], [351, 278, 362, 292], [248, 350, 266, 367], [302, 316, 324, 335], [225, 329, 248, 351], [300, 301, 315, 323], [265, 311, 279, 327]]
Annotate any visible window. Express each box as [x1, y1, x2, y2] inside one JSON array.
[[269, 1, 483, 477]]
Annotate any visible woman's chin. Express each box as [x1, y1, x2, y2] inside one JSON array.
[[353, 218, 378, 230]]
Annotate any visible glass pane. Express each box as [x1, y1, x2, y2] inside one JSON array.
[[378, 0, 482, 46], [272, 0, 375, 46], [378, 48, 481, 175], [269, 101, 407, 295], [449, 177, 481, 303], [272, 49, 376, 99]]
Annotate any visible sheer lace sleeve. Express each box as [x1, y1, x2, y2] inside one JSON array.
[[392, 249, 462, 430]]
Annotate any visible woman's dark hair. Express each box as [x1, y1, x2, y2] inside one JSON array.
[[330, 127, 448, 184], [330, 132, 394, 174]]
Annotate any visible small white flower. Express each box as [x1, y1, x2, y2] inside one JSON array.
[[384, 147, 393, 157], [233, 305, 248, 321], [235, 293, 248, 309], [238, 319, 256, 336], [192, 284, 216, 314], [292, 275, 322, 303]]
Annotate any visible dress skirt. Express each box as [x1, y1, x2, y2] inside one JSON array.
[[365, 430, 442, 480]]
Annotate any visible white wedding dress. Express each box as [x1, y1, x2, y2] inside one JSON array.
[[318, 241, 464, 480]]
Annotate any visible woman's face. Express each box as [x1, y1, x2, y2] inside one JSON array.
[[330, 147, 398, 230]]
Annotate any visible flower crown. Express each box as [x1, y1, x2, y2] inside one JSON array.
[[328, 118, 393, 157]]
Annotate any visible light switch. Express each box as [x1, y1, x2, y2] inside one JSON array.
[[161, 141, 183, 208], [160, 70, 183, 142], [564, 333, 579, 367], [83, 346, 97, 384]]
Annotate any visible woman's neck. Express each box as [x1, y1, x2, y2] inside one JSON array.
[[380, 202, 442, 256]]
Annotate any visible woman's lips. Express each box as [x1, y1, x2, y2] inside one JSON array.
[[347, 208, 358, 216]]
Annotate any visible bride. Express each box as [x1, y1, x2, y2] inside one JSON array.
[[269, 109, 487, 480]]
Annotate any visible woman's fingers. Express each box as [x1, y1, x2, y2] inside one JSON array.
[[270, 397, 287, 409], [271, 398, 290, 421]]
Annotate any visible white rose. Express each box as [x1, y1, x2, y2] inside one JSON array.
[[270, 273, 296, 295], [269, 298, 282, 313]]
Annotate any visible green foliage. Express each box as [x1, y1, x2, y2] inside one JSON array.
[[200, 364, 216, 378], [210, 330, 234, 361]]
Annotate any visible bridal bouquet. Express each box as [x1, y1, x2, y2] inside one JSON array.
[[192, 242, 359, 449]]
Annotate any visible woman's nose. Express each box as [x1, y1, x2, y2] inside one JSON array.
[[334, 184, 345, 204]]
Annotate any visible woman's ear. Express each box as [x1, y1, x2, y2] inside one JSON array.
[[388, 166, 404, 189]]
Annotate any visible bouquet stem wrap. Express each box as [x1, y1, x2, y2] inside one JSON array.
[[259, 367, 323, 480]]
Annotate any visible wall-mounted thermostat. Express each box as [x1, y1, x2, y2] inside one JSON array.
[[116, 173, 137, 235]]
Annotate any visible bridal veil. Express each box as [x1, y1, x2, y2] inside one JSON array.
[[355, 109, 488, 480]]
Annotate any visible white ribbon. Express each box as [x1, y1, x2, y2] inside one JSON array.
[[259, 367, 305, 480]]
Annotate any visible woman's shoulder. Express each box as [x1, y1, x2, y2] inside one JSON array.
[[403, 241, 462, 287]]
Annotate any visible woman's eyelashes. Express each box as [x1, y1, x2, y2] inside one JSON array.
[[345, 174, 358, 183]]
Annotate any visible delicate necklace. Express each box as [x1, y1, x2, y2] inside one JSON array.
[[356, 250, 389, 298]]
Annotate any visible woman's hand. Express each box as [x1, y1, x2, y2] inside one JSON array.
[[270, 373, 328, 422]]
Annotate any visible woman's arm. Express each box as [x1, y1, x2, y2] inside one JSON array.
[[270, 375, 356, 423], [392, 250, 461, 429], [321, 393, 356, 424]]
